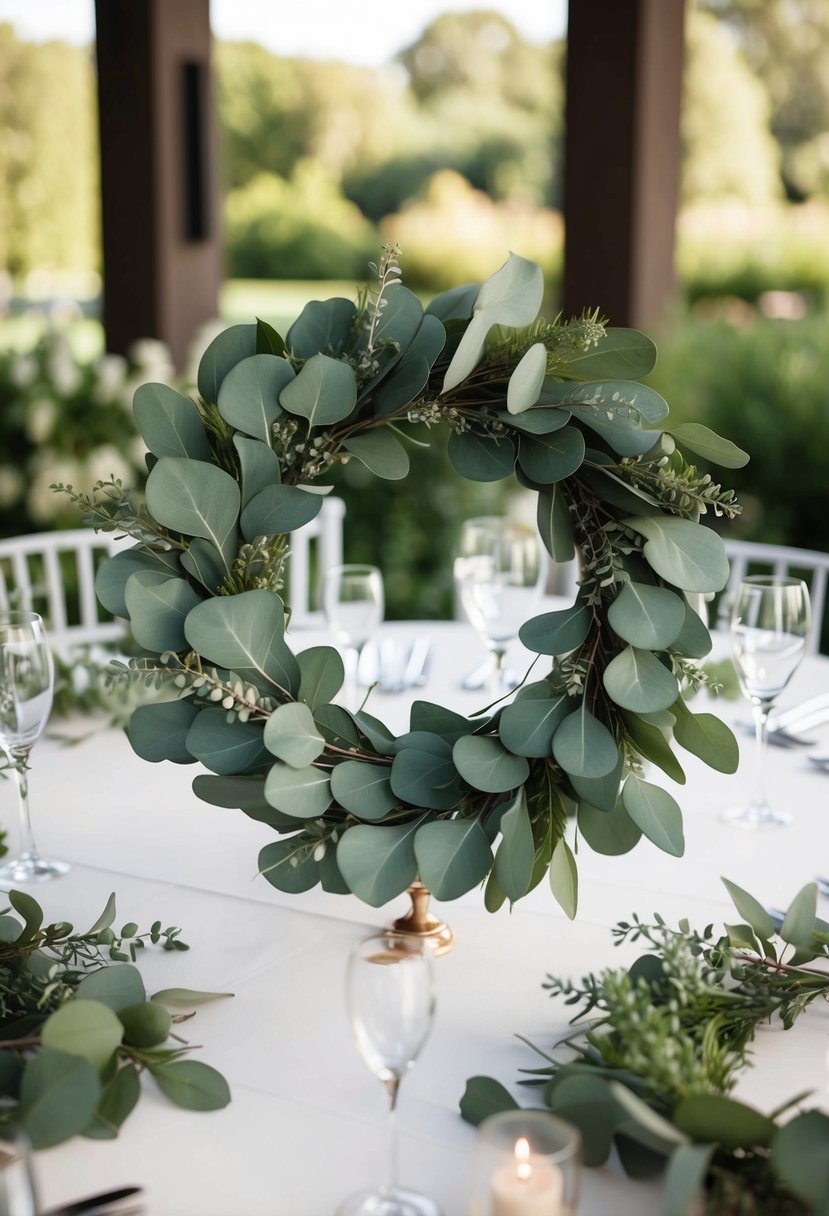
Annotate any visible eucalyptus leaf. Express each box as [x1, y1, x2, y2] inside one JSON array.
[[344, 429, 410, 480], [577, 799, 642, 855], [772, 1111, 829, 1209], [608, 583, 686, 650], [501, 407, 571, 435], [152, 988, 234, 1007], [448, 429, 516, 482], [621, 775, 685, 857], [603, 646, 679, 713], [458, 1076, 519, 1127], [494, 789, 534, 902], [673, 1093, 774, 1151], [133, 383, 210, 461], [625, 516, 729, 594], [240, 483, 322, 541], [280, 352, 357, 428], [564, 327, 657, 381], [373, 315, 446, 416], [568, 404, 658, 457], [95, 547, 182, 619], [180, 538, 226, 593], [146, 457, 240, 568], [330, 759, 398, 820], [620, 710, 686, 784], [124, 571, 203, 654], [670, 600, 713, 659], [552, 704, 619, 778], [129, 699, 199, 765], [390, 733, 463, 810], [264, 762, 331, 819], [297, 646, 345, 710], [184, 589, 299, 694], [197, 323, 256, 403], [234, 435, 282, 509], [41, 1001, 123, 1073], [409, 701, 473, 745], [544, 377, 669, 423], [259, 836, 320, 893], [84, 1064, 141, 1140], [256, 317, 286, 356], [537, 484, 575, 562], [286, 297, 357, 360], [520, 603, 591, 656], [19, 1048, 101, 1149], [264, 702, 325, 768], [75, 965, 146, 1013], [721, 878, 776, 943], [414, 819, 493, 900], [187, 709, 270, 775], [453, 735, 529, 793], [216, 353, 292, 442], [507, 342, 547, 414], [549, 837, 578, 919], [498, 694, 570, 757], [8, 890, 42, 944], [547, 1072, 620, 1166], [670, 699, 739, 773], [336, 820, 422, 907], [780, 882, 818, 946], [150, 1061, 231, 1111], [518, 427, 585, 484], [569, 747, 624, 813], [118, 1002, 172, 1049], [669, 423, 749, 469]]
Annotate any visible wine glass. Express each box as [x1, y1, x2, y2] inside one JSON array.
[[337, 932, 441, 1216], [454, 517, 545, 695], [0, 611, 68, 882], [323, 564, 384, 702], [725, 576, 811, 829]]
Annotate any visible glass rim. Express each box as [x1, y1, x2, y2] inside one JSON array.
[[324, 563, 382, 577], [477, 1108, 582, 1162], [737, 575, 809, 591], [461, 515, 534, 532], [0, 610, 45, 626]]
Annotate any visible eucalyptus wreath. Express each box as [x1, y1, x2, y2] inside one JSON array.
[[64, 249, 747, 915]]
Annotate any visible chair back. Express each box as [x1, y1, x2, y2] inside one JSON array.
[[719, 539, 829, 655], [286, 496, 346, 627], [0, 529, 127, 649]]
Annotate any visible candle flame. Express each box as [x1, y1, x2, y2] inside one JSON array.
[[514, 1136, 532, 1182]]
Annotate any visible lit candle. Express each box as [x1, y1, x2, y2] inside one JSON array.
[[491, 1136, 564, 1216]]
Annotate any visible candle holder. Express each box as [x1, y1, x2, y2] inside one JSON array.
[[385, 880, 454, 957], [468, 1110, 581, 1216]]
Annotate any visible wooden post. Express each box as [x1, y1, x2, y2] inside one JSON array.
[[563, 0, 686, 328], [95, 0, 221, 370]]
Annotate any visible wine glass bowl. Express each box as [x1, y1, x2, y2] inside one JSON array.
[[0, 610, 68, 882], [323, 564, 384, 702], [726, 576, 811, 829], [454, 518, 544, 694], [337, 932, 441, 1216]]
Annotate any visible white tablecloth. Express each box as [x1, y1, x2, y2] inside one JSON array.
[[5, 616, 829, 1216]]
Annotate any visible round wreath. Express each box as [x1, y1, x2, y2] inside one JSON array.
[[86, 249, 747, 916]]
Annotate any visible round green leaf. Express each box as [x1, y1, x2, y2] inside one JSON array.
[[669, 423, 749, 469], [146, 457, 240, 567], [448, 429, 516, 482], [452, 735, 529, 793], [670, 600, 713, 659], [259, 836, 320, 893], [621, 775, 685, 857], [603, 646, 679, 713], [336, 821, 421, 907], [279, 352, 357, 428], [286, 296, 358, 360], [84, 1063, 141, 1140], [547, 1072, 620, 1167], [620, 710, 686, 784], [549, 837, 578, 919], [624, 516, 729, 594], [499, 694, 570, 757], [187, 709, 269, 775], [507, 342, 547, 414], [180, 538, 226, 593], [390, 734, 463, 810], [501, 407, 571, 435], [343, 430, 410, 479], [19, 1048, 101, 1149], [124, 571, 202, 653], [608, 582, 686, 649], [780, 882, 818, 947], [264, 702, 325, 768], [264, 762, 331, 819], [459, 1076, 519, 1127], [150, 1060, 230, 1111], [184, 589, 299, 694], [75, 963, 146, 1012], [564, 327, 657, 381], [240, 483, 322, 541], [216, 352, 293, 443], [297, 646, 345, 710], [494, 790, 534, 902], [129, 699, 200, 765], [330, 759, 398, 820], [721, 878, 776, 944], [234, 434, 282, 509], [772, 1111, 829, 1208], [41, 1001, 123, 1073], [552, 704, 619, 778], [673, 1094, 774, 1151], [517, 427, 585, 483], [197, 323, 256, 402], [520, 603, 591, 656], [118, 1002, 172, 1048], [134, 382, 211, 460], [414, 819, 493, 900], [671, 700, 739, 773], [95, 547, 182, 619], [537, 484, 575, 562], [577, 799, 642, 855]]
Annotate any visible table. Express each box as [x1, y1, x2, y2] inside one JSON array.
[[6, 617, 829, 1215]]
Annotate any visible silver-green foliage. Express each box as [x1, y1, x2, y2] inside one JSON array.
[[91, 250, 746, 918]]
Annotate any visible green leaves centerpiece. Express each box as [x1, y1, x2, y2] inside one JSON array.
[[85, 246, 746, 918]]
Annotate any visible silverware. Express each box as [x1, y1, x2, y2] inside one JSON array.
[[817, 876, 829, 898], [734, 722, 814, 747], [42, 1186, 144, 1216], [807, 754, 829, 771], [403, 635, 430, 689], [772, 693, 829, 732], [462, 657, 494, 690]]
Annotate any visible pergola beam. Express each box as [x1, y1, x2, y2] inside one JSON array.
[[563, 0, 686, 328]]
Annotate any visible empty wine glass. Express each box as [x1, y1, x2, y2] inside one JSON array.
[[323, 564, 384, 703], [454, 517, 545, 695], [0, 611, 68, 882], [725, 576, 811, 829], [337, 932, 441, 1216]]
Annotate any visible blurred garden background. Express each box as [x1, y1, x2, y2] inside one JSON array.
[[1, 0, 828, 617]]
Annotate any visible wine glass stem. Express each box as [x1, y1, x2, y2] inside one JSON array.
[[751, 700, 771, 813], [490, 646, 507, 694], [8, 746, 39, 862], [384, 1076, 401, 1196]]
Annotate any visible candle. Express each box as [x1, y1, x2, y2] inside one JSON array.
[[491, 1136, 564, 1216]]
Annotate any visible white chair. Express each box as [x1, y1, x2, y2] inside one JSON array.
[[718, 539, 829, 655], [0, 528, 128, 649], [286, 495, 346, 628]]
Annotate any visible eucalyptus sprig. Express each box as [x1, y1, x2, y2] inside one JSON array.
[[0, 889, 230, 1149], [460, 879, 829, 1216]]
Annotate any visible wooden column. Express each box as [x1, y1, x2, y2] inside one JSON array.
[[95, 0, 221, 370], [563, 0, 686, 328]]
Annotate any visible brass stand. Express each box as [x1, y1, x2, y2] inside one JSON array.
[[386, 880, 454, 956]]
